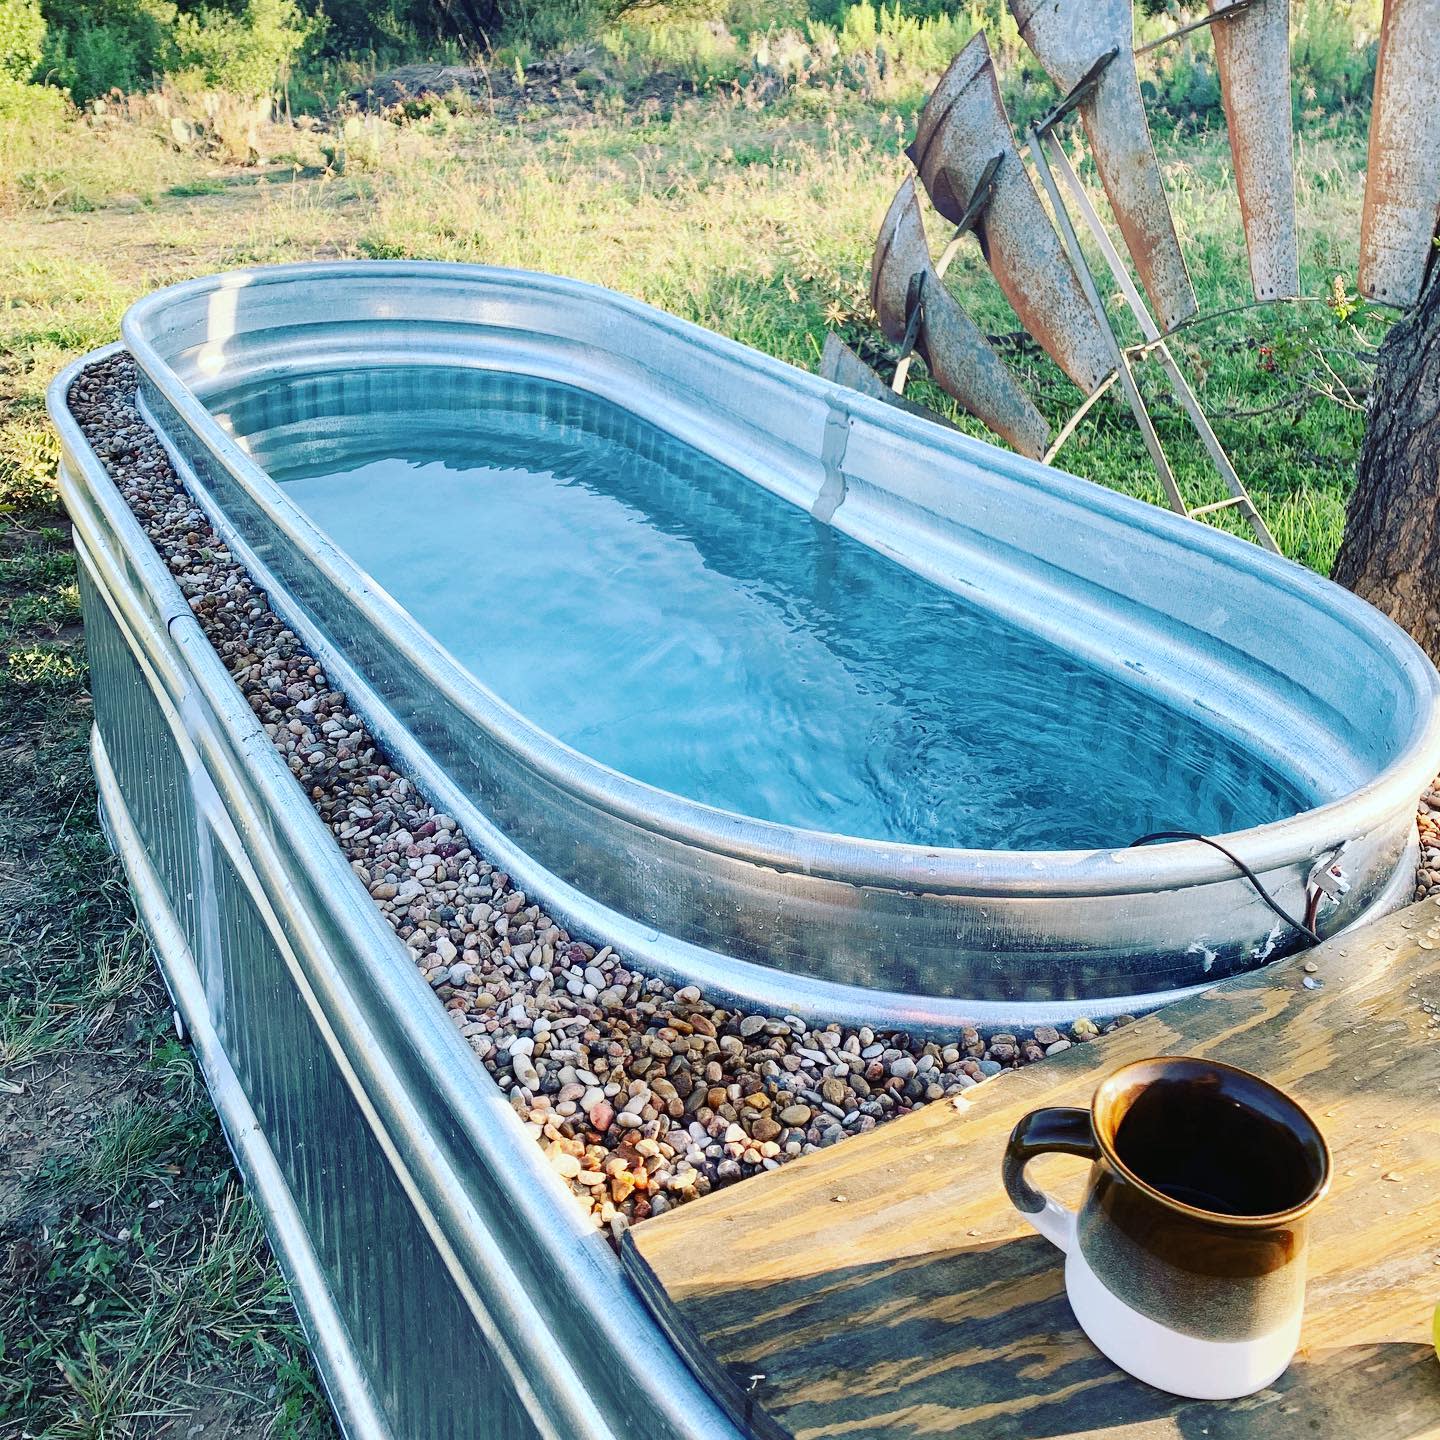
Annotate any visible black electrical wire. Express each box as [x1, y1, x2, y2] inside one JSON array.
[[1128, 830, 1322, 946]]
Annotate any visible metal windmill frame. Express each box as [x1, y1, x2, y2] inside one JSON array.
[[831, 0, 1440, 555]]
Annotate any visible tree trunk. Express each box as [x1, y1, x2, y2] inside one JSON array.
[[430, 0, 504, 48], [1333, 262, 1440, 662]]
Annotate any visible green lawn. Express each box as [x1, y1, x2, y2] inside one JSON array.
[[0, 78, 1390, 1436]]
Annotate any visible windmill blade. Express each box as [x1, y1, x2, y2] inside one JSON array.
[[870, 179, 1050, 459], [819, 335, 960, 429], [907, 30, 1114, 394], [1010, 0, 1198, 331], [1209, 0, 1299, 301], [1359, 0, 1440, 307]]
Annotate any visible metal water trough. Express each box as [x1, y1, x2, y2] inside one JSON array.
[[46, 260, 1440, 1434]]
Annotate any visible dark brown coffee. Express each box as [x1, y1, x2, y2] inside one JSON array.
[[1110, 1076, 1318, 1218]]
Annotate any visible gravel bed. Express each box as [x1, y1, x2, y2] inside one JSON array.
[[1415, 797, 1440, 900], [66, 352, 1428, 1245]]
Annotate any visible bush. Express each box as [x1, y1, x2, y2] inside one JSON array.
[[316, 0, 429, 55], [718, 2, 1009, 102], [1132, 0, 1379, 128], [40, 0, 177, 103], [1292, 0, 1380, 109], [173, 0, 318, 95], [602, 17, 743, 86], [502, 0, 628, 52], [0, 71, 67, 115], [0, 0, 44, 79]]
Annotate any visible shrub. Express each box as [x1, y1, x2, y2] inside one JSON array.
[[602, 17, 743, 87], [0, 0, 44, 79], [173, 0, 318, 96], [40, 0, 177, 103], [502, 0, 612, 51], [835, 1, 875, 57], [316, 0, 431, 56], [1292, 0, 1380, 109], [0, 71, 67, 116]]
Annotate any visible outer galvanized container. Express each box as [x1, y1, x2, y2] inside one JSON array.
[[48, 257, 1440, 1439], [51, 344, 742, 1440], [109, 261, 1440, 1031]]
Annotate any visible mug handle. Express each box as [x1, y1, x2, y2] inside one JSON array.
[[1002, 1107, 1098, 1252]]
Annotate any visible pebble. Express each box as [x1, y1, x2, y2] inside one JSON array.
[[76, 351, 1399, 1250]]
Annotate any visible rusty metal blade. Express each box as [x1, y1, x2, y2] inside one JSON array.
[[1359, 0, 1440, 307], [819, 334, 960, 429], [1009, 0, 1198, 331], [906, 30, 1113, 395], [1209, 0, 1299, 301], [870, 179, 1050, 459]]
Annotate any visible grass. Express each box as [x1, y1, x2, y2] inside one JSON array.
[[0, 575, 336, 1435], [0, 53, 1393, 1436]]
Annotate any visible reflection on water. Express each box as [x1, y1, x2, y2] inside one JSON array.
[[211, 365, 1309, 851]]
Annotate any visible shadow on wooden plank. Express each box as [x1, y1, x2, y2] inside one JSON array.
[[629, 1227, 1440, 1439]]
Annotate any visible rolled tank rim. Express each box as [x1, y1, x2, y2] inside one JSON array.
[[112, 264, 1440, 896]]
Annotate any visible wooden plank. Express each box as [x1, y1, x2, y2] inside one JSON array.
[[624, 898, 1440, 1439]]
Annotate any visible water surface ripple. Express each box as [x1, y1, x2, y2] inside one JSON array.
[[214, 366, 1308, 851]]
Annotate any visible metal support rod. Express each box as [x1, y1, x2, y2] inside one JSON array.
[[933, 156, 1004, 282], [1045, 136, 1282, 552], [905, 161, 1001, 386], [933, 235, 964, 283], [1028, 128, 1187, 515], [1044, 369, 1119, 463], [1189, 495, 1248, 517], [892, 272, 926, 394], [1133, 0, 1259, 58], [1033, 47, 1121, 137], [1044, 136, 1160, 340], [1015, 1, 1258, 163], [1129, 294, 1322, 349]]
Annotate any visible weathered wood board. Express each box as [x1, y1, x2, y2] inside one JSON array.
[[624, 898, 1440, 1439]]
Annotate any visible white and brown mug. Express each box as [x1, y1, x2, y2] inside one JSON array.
[[1002, 1056, 1331, 1399]]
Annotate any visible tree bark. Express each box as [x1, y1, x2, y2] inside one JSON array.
[[1333, 262, 1440, 662]]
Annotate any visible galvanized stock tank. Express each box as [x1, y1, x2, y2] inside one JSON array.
[[51, 259, 1440, 1438]]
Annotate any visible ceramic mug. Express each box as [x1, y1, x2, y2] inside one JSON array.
[[1002, 1056, 1331, 1399]]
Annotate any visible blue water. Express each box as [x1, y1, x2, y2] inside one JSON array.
[[215, 365, 1309, 851]]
